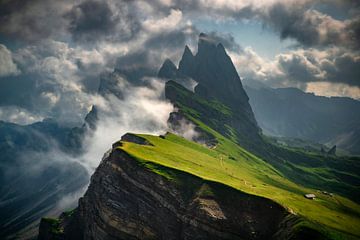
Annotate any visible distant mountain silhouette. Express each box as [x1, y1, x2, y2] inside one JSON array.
[[245, 85, 360, 154]]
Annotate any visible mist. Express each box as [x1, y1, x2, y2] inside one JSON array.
[[79, 75, 174, 172]]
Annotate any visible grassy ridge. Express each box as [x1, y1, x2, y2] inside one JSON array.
[[165, 80, 360, 204], [120, 132, 360, 239]]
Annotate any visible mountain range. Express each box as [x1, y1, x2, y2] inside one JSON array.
[[0, 33, 359, 240], [244, 84, 360, 155]]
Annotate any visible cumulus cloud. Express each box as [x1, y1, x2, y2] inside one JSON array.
[[7, 40, 112, 123], [143, 9, 183, 33], [0, 44, 20, 77], [230, 44, 360, 94], [0, 106, 43, 125]]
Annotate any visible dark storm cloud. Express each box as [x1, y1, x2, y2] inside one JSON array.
[[346, 16, 360, 49], [0, 0, 69, 42], [67, 0, 140, 43], [323, 52, 360, 87], [68, 0, 119, 42], [262, 2, 360, 49], [271, 48, 360, 87]]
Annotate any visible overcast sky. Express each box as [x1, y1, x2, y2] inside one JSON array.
[[0, 0, 359, 125]]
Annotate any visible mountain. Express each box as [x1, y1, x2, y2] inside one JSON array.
[[0, 119, 89, 239], [244, 85, 360, 155], [159, 33, 262, 149], [38, 34, 360, 240]]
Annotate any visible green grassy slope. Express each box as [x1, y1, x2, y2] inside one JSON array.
[[119, 132, 360, 239], [165, 80, 360, 204]]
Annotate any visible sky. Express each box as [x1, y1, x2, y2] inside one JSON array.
[[0, 0, 359, 125]]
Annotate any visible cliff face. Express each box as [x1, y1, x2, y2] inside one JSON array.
[[38, 138, 298, 240]]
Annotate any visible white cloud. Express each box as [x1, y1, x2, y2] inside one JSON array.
[[0, 44, 20, 77], [142, 9, 183, 33], [0, 106, 43, 125], [79, 76, 174, 171], [306, 82, 360, 99]]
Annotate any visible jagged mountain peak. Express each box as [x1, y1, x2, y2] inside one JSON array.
[[184, 45, 193, 57], [178, 45, 195, 75], [158, 58, 178, 79], [163, 33, 250, 108]]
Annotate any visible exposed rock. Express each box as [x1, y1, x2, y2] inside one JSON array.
[[38, 145, 307, 240], [327, 145, 336, 156], [158, 59, 178, 79], [178, 45, 195, 76], [84, 106, 98, 130], [121, 133, 154, 146]]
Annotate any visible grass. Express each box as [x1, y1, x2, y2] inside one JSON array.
[[119, 132, 360, 239]]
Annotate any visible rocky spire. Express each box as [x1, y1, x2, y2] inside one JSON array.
[[160, 33, 262, 146], [178, 45, 195, 75], [188, 33, 250, 108], [158, 59, 178, 79]]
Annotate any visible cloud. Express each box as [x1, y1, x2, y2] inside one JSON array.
[[78, 75, 174, 170], [0, 106, 43, 125], [276, 49, 324, 83], [1, 74, 175, 224], [229, 44, 360, 92], [169, 115, 200, 141], [67, 0, 140, 43], [0, 39, 128, 123], [263, 5, 360, 49], [143, 9, 183, 33], [0, 44, 20, 77], [306, 81, 360, 99], [0, 0, 70, 42]]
